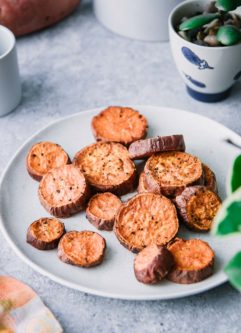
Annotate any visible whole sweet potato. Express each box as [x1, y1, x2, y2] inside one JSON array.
[[0, 0, 80, 36]]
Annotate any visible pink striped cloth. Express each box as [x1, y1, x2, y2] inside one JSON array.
[[0, 276, 63, 333]]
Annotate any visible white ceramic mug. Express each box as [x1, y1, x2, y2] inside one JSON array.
[[94, 0, 183, 42], [169, 0, 241, 102], [0, 25, 21, 116]]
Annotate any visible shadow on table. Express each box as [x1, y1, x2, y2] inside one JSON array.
[[231, 81, 241, 100], [13, 73, 46, 115]]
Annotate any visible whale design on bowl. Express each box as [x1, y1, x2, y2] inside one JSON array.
[[182, 47, 214, 70], [184, 74, 206, 88]]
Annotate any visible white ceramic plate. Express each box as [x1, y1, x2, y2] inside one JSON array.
[[1, 106, 241, 300]]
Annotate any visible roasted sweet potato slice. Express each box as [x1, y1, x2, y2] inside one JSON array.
[[58, 231, 106, 267], [203, 164, 218, 193], [115, 193, 179, 253], [39, 164, 89, 218], [73, 142, 137, 195], [129, 135, 186, 160], [175, 186, 221, 232], [91, 106, 148, 146], [144, 152, 203, 197], [137, 172, 150, 193], [26, 141, 70, 181], [167, 238, 215, 284], [27, 218, 65, 250], [134, 245, 174, 284], [137, 172, 160, 194], [86, 192, 122, 231]]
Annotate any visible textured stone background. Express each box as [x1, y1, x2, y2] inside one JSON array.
[[1, 1, 241, 332]]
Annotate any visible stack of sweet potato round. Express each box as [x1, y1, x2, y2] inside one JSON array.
[[26, 106, 221, 285]]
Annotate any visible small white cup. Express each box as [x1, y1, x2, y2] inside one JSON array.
[[94, 0, 183, 42], [0, 25, 21, 116]]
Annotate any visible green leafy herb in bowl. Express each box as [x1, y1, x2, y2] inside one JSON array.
[[177, 0, 241, 46]]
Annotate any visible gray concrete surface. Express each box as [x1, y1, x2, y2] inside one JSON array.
[[0, 1, 241, 332]]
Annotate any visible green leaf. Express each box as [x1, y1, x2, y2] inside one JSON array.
[[217, 25, 241, 46], [225, 251, 241, 291], [213, 187, 241, 236], [229, 154, 241, 194], [179, 14, 220, 31], [216, 0, 241, 11]]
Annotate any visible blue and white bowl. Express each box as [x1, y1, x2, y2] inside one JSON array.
[[169, 0, 241, 102]]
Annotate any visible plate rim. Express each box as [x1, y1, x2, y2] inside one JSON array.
[[1, 105, 239, 300]]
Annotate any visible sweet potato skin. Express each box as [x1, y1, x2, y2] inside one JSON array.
[[129, 135, 186, 160], [203, 164, 218, 193], [168, 263, 214, 284], [134, 245, 174, 284], [167, 238, 215, 284], [27, 232, 61, 250], [0, 0, 80, 36]]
